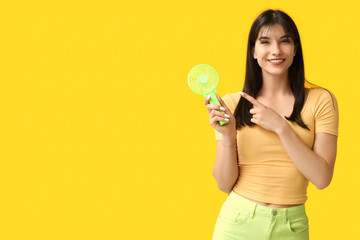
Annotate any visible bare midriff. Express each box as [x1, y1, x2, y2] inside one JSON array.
[[236, 192, 303, 208]]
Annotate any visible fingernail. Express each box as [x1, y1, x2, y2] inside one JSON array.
[[220, 107, 225, 111], [239, 91, 244, 96], [224, 114, 230, 118], [206, 96, 210, 100]]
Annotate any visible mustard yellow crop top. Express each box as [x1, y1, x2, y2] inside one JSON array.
[[214, 88, 339, 204]]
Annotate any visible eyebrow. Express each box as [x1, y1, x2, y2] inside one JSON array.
[[258, 34, 291, 40]]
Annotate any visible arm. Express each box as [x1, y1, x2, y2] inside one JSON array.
[[213, 135, 239, 193], [207, 94, 240, 193], [239, 90, 338, 190], [277, 124, 338, 189]]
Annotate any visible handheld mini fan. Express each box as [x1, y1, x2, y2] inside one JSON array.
[[187, 64, 228, 126]]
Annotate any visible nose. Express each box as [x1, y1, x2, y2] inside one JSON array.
[[271, 42, 282, 55]]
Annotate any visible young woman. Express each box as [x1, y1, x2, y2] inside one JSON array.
[[204, 9, 339, 240]]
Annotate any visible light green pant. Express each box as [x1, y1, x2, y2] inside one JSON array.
[[212, 190, 309, 240]]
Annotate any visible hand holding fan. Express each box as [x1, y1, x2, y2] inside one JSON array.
[[187, 64, 228, 126]]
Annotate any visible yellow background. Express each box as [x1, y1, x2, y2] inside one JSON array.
[[1, 0, 359, 239]]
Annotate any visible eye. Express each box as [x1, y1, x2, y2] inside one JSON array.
[[260, 39, 291, 44]]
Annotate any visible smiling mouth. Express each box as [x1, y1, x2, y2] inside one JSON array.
[[268, 59, 285, 63]]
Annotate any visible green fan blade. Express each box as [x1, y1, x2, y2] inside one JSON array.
[[187, 64, 228, 126]]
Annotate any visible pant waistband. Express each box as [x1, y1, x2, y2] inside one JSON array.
[[226, 190, 306, 220]]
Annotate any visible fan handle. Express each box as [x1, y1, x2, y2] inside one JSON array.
[[207, 92, 228, 126]]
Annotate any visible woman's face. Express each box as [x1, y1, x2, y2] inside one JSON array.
[[253, 24, 296, 77]]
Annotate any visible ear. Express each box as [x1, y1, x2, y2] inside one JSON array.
[[252, 48, 257, 59]]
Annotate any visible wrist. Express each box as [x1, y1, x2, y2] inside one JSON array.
[[276, 120, 290, 136], [222, 134, 236, 147]]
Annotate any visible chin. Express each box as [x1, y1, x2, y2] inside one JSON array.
[[262, 69, 289, 77]]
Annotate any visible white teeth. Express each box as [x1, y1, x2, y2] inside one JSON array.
[[269, 59, 284, 63]]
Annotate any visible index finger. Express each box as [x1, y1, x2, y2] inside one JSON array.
[[239, 91, 262, 106], [204, 95, 211, 105]]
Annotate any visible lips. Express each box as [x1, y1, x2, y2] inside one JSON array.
[[268, 58, 285, 61], [268, 58, 285, 65]]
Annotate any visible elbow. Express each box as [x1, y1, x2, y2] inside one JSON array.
[[316, 165, 334, 190], [316, 183, 328, 190], [212, 165, 238, 193], [218, 184, 233, 194], [316, 178, 332, 190], [213, 176, 235, 194], [212, 172, 234, 194]]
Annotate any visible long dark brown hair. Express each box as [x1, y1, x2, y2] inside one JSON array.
[[235, 9, 315, 130]]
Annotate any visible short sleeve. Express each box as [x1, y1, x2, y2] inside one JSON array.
[[214, 94, 236, 140], [314, 90, 339, 136]]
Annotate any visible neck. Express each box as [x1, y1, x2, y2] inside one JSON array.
[[258, 71, 292, 98]]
